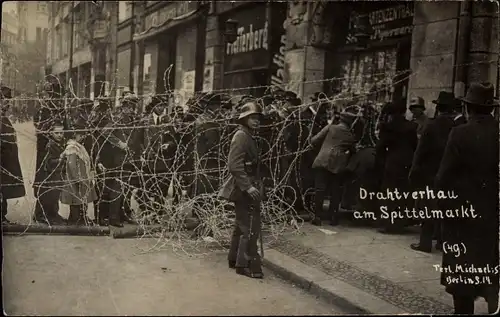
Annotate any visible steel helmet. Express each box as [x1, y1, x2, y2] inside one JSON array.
[[238, 101, 263, 120], [238, 101, 262, 120]]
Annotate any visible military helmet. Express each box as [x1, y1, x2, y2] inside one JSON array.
[[238, 101, 263, 120]]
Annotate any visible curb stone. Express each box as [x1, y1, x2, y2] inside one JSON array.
[[262, 248, 408, 314]]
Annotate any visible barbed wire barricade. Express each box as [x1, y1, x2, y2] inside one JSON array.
[[2, 58, 497, 256]]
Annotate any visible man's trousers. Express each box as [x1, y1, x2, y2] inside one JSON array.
[[228, 194, 262, 272]]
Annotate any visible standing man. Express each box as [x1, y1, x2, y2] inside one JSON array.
[[435, 82, 499, 314], [219, 101, 264, 279], [1, 85, 26, 225], [33, 81, 64, 223], [119, 93, 142, 224], [409, 91, 460, 253], [375, 100, 418, 233], [141, 96, 173, 220], [408, 96, 428, 139], [97, 99, 129, 228]]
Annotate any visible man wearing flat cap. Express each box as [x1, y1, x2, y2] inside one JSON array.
[[408, 96, 428, 139], [1, 85, 26, 225], [409, 91, 460, 253], [219, 101, 264, 279], [435, 82, 499, 314]]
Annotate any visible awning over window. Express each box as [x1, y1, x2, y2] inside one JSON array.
[[132, 8, 202, 42]]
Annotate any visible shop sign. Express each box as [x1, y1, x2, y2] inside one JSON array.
[[144, 2, 196, 32], [347, 3, 414, 43], [226, 22, 269, 55]]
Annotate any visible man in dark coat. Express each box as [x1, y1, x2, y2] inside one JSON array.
[[84, 98, 110, 224], [341, 102, 379, 221], [409, 91, 460, 252], [375, 100, 418, 233], [96, 100, 129, 227], [219, 101, 264, 279], [33, 81, 64, 220], [118, 93, 142, 224], [140, 95, 175, 220], [1, 85, 26, 225], [32, 121, 67, 225], [435, 82, 499, 314]]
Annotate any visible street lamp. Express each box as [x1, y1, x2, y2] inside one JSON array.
[[224, 19, 239, 43]]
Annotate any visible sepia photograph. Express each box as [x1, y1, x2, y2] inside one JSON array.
[[1, 0, 499, 315]]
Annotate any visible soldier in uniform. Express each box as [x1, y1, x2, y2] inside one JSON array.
[[409, 91, 460, 252], [1, 85, 26, 225], [219, 101, 264, 279]]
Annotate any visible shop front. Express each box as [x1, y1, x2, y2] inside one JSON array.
[[133, 1, 207, 106], [325, 1, 414, 105], [222, 2, 287, 97]]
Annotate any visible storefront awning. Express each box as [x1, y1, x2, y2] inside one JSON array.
[[133, 8, 202, 42]]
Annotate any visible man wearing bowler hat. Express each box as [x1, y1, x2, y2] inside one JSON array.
[[408, 96, 428, 138], [435, 82, 499, 314], [219, 101, 264, 279], [409, 91, 460, 253]]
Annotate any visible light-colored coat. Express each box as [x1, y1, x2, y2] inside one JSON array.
[[59, 140, 97, 205], [310, 123, 356, 174]]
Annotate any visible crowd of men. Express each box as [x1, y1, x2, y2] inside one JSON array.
[[1, 78, 498, 312]]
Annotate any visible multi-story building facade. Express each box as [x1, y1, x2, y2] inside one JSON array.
[[1, 4, 19, 92], [1, 1, 49, 106], [46, 1, 499, 117]]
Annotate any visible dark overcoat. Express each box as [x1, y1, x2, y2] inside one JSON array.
[[376, 117, 418, 189], [375, 117, 418, 225], [409, 114, 457, 189], [192, 114, 222, 196], [142, 114, 176, 173], [219, 126, 261, 202], [33, 98, 62, 195], [435, 115, 499, 297], [0, 115, 26, 199]]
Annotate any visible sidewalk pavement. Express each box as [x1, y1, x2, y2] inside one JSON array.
[[262, 221, 491, 315]]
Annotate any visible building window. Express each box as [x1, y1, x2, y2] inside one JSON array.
[[56, 26, 62, 60], [118, 1, 132, 22], [36, 27, 42, 42]]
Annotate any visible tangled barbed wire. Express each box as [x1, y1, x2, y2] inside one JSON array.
[[2, 58, 497, 256]]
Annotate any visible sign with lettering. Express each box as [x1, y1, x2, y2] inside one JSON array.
[[346, 3, 414, 44], [223, 4, 270, 72], [270, 5, 287, 88], [144, 2, 197, 33]]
